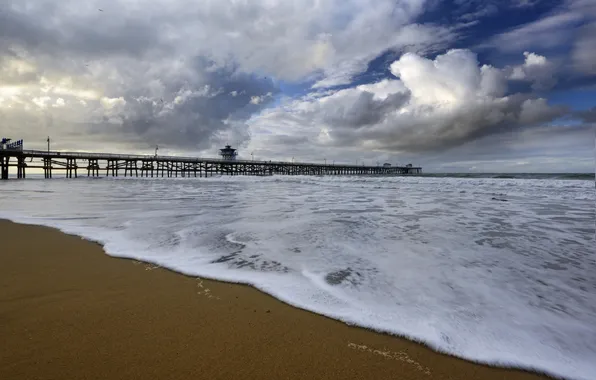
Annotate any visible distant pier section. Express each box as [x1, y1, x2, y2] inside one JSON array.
[[0, 140, 421, 180]]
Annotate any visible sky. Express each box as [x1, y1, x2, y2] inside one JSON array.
[[0, 0, 594, 172]]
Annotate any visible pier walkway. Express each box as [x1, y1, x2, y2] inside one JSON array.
[[0, 150, 421, 180]]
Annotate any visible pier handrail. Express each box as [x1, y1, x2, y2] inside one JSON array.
[[16, 150, 421, 169]]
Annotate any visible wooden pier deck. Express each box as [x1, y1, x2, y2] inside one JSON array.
[[0, 150, 421, 180]]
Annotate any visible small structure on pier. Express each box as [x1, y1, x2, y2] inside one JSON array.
[[219, 145, 237, 161], [0, 137, 25, 180], [1, 138, 23, 151], [383, 163, 391, 168]]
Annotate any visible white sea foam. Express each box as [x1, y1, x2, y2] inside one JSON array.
[[1, 175, 595, 380]]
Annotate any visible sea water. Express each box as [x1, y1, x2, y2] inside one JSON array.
[[1, 175, 594, 380]]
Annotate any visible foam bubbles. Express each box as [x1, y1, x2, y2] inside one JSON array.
[[1, 175, 594, 380]]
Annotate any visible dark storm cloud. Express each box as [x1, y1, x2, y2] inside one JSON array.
[[572, 21, 596, 76], [0, 6, 49, 51], [0, 3, 165, 54], [575, 107, 596, 122], [319, 90, 410, 128], [0, 1, 279, 151], [323, 95, 568, 153], [269, 135, 311, 146], [96, 60, 278, 149]]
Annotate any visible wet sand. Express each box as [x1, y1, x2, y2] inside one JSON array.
[[0, 219, 550, 380]]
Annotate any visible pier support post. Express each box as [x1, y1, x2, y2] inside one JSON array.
[[106, 160, 115, 177], [16, 157, 22, 178], [0, 156, 7, 180], [66, 158, 78, 178], [87, 159, 99, 177], [124, 160, 137, 177], [17, 156, 26, 178], [140, 160, 153, 177], [43, 158, 50, 178]]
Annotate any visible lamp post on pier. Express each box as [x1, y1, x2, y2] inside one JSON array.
[[47, 136, 50, 152]]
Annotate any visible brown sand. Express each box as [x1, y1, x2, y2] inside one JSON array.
[[0, 219, 550, 380]]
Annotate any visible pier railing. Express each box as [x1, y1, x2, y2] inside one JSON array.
[[0, 149, 422, 179], [17, 150, 385, 168]]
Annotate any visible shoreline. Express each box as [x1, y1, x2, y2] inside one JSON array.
[[1, 219, 554, 380]]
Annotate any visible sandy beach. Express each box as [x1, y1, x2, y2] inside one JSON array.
[[0, 219, 551, 380]]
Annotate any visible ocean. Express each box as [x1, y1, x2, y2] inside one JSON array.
[[1, 174, 594, 380]]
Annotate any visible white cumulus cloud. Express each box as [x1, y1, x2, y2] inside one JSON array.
[[248, 49, 567, 158], [507, 52, 557, 90]]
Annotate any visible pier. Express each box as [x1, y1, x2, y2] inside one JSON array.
[[0, 149, 421, 180]]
